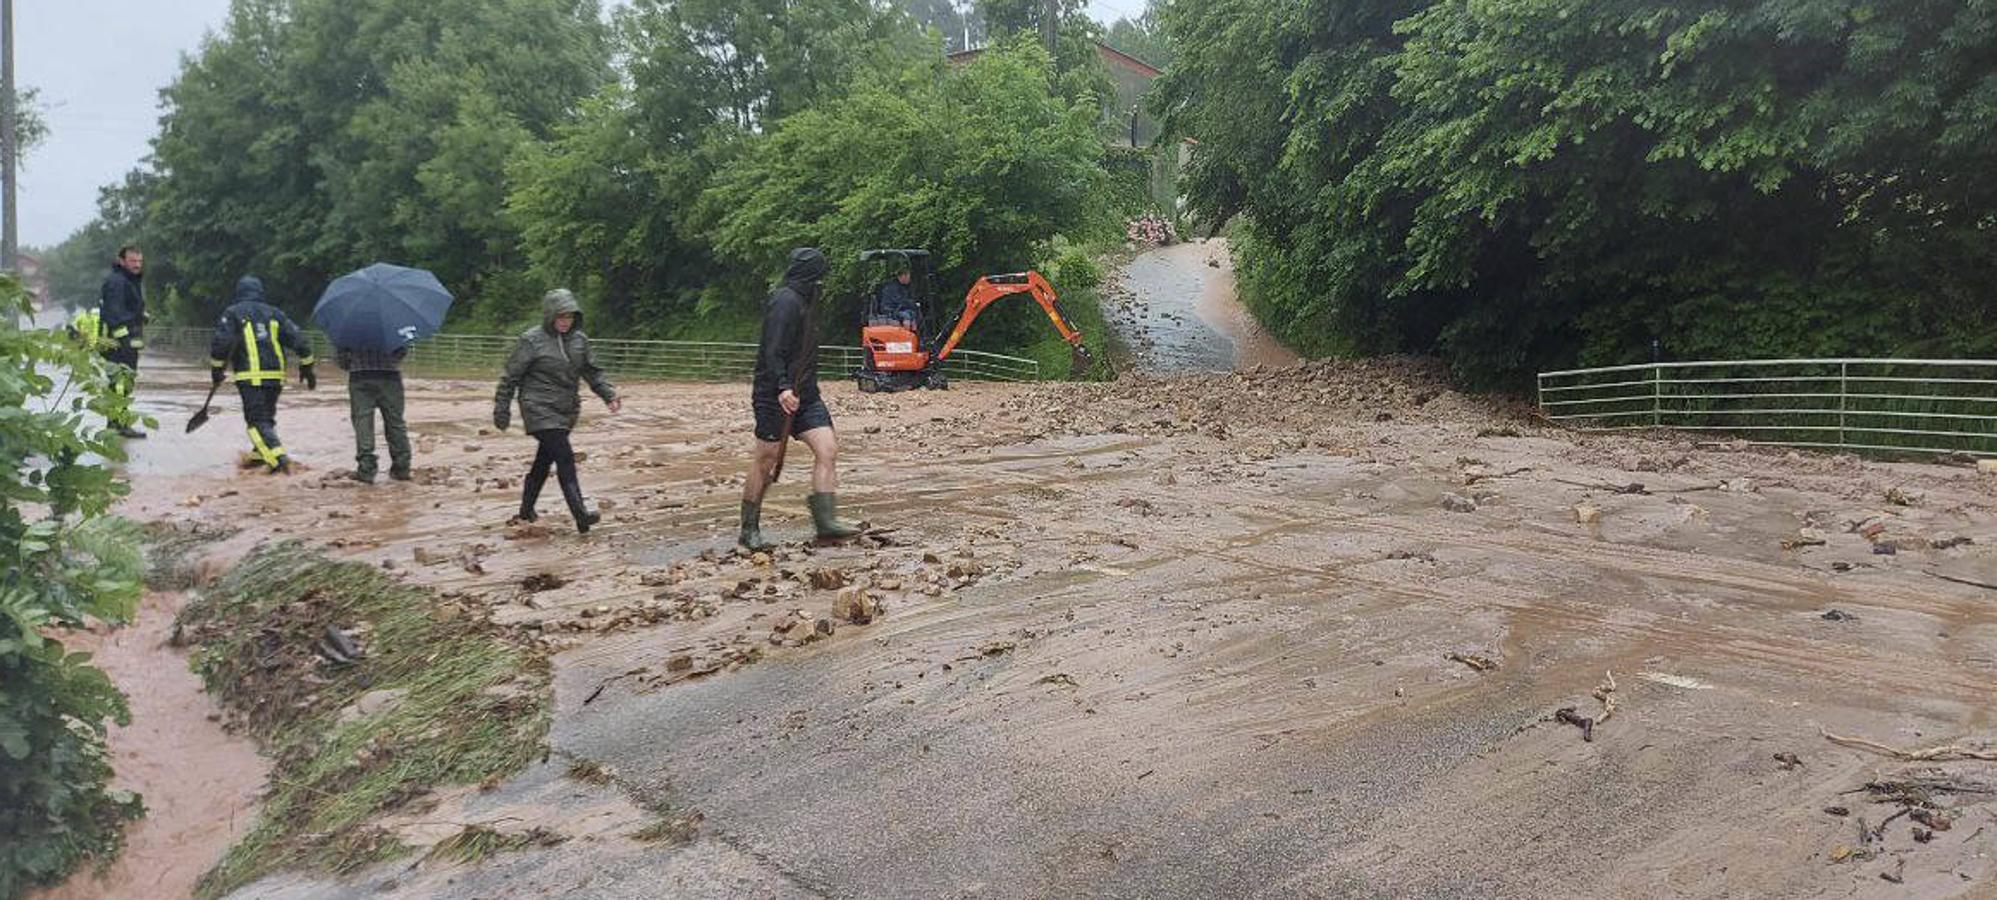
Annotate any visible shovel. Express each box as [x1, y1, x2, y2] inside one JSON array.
[[189, 333, 241, 433], [185, 377, 226, 433]]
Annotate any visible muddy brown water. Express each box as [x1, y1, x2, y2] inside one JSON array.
[[58, 355, 1997, 898], [34, 591, 266, 900], [1107, 239, 1299, 373]]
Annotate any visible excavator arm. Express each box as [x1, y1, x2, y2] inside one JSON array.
[[934, 271, 1092, 374]]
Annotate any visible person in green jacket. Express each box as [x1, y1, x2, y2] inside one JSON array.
[[493, 289, 620, 534]]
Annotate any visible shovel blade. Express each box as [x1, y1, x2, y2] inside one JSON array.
[[186, 407, 212, 433]]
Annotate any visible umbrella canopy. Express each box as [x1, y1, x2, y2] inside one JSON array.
[[312, 263, 454, 353]]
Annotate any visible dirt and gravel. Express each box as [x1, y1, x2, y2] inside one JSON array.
[[53, 340, 1997, 899]]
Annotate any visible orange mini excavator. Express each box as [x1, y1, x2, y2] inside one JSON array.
[[855, 248, 1091, 392]]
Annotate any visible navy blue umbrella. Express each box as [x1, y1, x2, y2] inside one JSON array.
[[312, 263, 454, 352]]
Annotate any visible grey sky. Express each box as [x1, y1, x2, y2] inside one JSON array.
[[12, 0, 1136, 249], [17, 0, 233, 248]]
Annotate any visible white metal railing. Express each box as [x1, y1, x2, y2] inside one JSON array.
[[141, 327, 1042, 383], [1537, 358, 1997, 457]]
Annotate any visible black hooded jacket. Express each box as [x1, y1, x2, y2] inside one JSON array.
[[753, 248, 828, 400], [209, 276, 316, 386], [98, 264, 145, 349]]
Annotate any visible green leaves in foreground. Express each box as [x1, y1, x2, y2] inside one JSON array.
[[0, 275, 147, 898]]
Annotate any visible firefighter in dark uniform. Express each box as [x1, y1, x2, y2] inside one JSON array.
[[209, 276, 318, 474], [97, 245, 148, 437]]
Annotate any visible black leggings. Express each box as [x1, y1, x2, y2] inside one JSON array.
[[529, 429, 578, 485]]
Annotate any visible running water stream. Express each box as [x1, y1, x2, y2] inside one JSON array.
[[34, 589, 268, 900], [1103, 238, 1299, 373]]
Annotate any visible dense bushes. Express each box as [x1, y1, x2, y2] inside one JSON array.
[[0, 275, 146, 896], [1158, 0, 1997, 388]]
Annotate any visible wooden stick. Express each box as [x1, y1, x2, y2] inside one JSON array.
[[1820, 727, 1997, 762]]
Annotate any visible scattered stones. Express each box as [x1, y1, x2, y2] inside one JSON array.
[[1440, 492, 1478, 513], [1821, 609, 1858, 622], [1573, 503, 1601, 524], [335, 688, 408, 725], [809, 568, 850, 590], [1979, 459, 1997, 475], [1446, 652, 1498, 672], [1773, 752, 1803, 770], [832, 588, 880, 625], [1931, 534, 1974, 550], [521, 573, 566, 593]]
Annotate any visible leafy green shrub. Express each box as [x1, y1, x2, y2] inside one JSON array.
[[0, 274, 146, 898], [1159, 0, 1997, 388], [699, 38, 1118, 331]]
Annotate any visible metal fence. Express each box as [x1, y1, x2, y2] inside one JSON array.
[[143, 327, 1041, 383], [1537, 359, 1997, 457]]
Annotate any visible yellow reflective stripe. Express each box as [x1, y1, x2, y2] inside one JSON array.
[[247, 428, 283, 467], [111, 326, 130, 338], [208, 358, 227, 368], [128, 339, 145, 349], [270, 320, 286, 370], [242, 321, 262, 374], [297, 354, 316, 366]]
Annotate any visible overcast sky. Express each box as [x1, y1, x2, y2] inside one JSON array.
[[12, 0, 1135, 249]]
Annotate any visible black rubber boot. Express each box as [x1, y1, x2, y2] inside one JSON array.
[[559, 474, 599, 534], [516, 469, 547, 522], [807, 492, 861, 540], [738, 500, 773, 552]]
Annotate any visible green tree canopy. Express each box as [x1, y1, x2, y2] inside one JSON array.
[[698, 40, 1116, 315], [1159, 0, 1997, 387], [140, 0, 608, 325]]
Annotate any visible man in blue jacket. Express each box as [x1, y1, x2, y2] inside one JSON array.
[[209, 276, 317, 474]]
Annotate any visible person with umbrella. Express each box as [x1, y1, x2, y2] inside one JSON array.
[[493, 289, 620, 534], [209, 276, 317, 474], [313, 264, 453, 484]]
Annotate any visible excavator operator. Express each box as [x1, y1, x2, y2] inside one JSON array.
[[875, 261, 918, 331]]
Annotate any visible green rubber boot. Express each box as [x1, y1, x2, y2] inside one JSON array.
[[738, 500, 774, 552], [807, 492, 861, 541]]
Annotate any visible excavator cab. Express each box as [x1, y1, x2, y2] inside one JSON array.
[[855, 248, 1092, 393], [857, 249, 944, 391]]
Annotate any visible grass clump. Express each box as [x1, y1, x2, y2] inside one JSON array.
[[630, 811, 704, 846], [140, 519, 236, 591], [423, 825, 565, 865], [176, 543, 550, 897], [565, 758, 613, 786]]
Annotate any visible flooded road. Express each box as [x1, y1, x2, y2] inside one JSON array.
[[73, 351, 1997, 899], [1106, 239, 1299, 373]]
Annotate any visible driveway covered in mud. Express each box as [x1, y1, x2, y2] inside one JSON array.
[[1104, 239, 1299, 373], [79, 354, 1997, 899]]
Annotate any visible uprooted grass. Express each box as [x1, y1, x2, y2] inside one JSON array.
[[424, 825, 566, 865], [176, 543, 550, 898], [140, 519, 236, 591]]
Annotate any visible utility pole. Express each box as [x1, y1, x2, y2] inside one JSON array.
[[2, 0, 16, 273], [1041, 0, 1058, 57]]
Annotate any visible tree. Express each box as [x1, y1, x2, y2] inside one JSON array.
[[1159, 0, 1997, 387], [140, 0, 609, 323], [1104, 2, 1172, 70], [0, 274, 146, 895], [698, 40, 1116, 330], [901, 0, 984, 53], [508, 0, 933, 335]]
